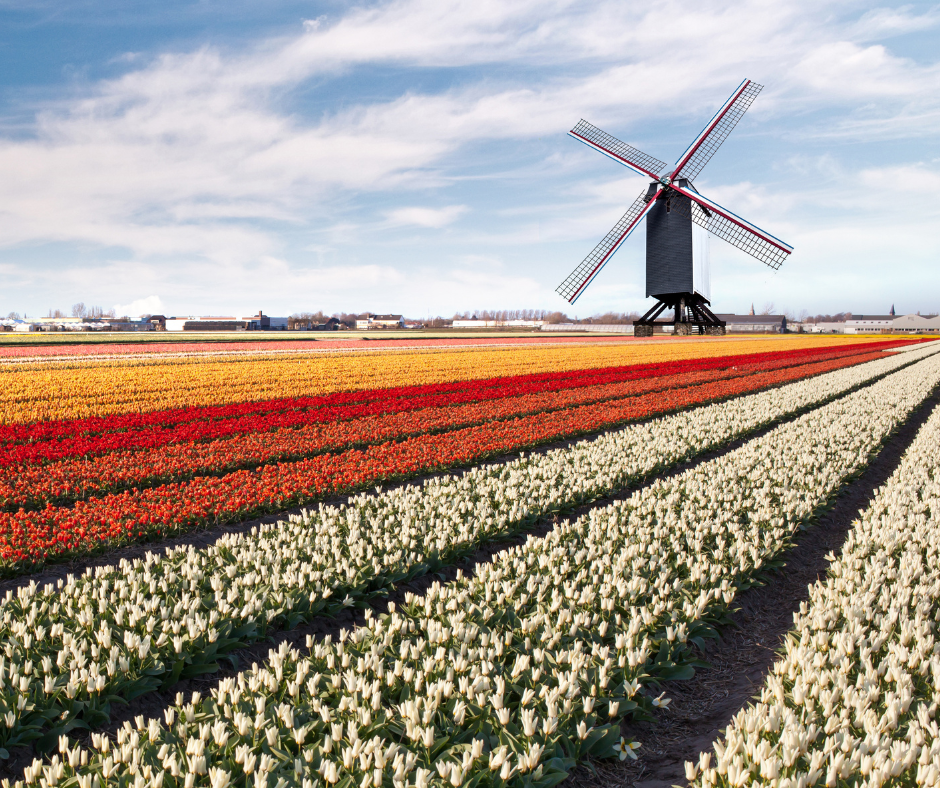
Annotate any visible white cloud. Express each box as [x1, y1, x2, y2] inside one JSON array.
[[113, 295, 164, 316], [385, 205, 467, 228], [0, 0, 938, 316], [852, 6, 940, 40], [790, 40, 932, 99]]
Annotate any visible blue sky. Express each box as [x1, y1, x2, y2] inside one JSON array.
[[0, 0, 938, 319]]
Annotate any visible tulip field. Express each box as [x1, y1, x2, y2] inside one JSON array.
[[689, 379, 940, 786], [1, 334, 939, 788]]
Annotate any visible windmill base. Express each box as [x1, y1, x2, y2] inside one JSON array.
[[633, 293, 726, 337]]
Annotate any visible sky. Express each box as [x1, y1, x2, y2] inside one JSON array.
[[0, 0, 938, 320]]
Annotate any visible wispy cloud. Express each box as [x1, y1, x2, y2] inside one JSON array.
[[384, 205, 467, 228], [113, 294, 164, 316], [0, 0, 937, 315]]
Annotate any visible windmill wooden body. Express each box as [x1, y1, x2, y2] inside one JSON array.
[[556, 80, 793, 336]]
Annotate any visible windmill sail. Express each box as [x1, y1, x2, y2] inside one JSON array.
[[669, 183, 791, 270], [670, 80, 763, 182], [556, 189, 661, 303], [568, 120, 667, 180], [556, 79, 791, 321]]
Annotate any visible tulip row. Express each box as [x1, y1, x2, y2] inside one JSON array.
[[0, 344, 938, 758], [1, 336, 901, 425], [15, 336, 940, 787], [4, 337, 628, 361], [687, 399, 940, 787], [0, 348, 917, 570], [884, 340, 935, 353], [0, 349, 890, 511], [0, 340, 897, 452]]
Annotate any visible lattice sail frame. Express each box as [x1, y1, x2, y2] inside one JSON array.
[[556, 79, 792, 303], [671, 80, 763, 182], [555, 189, 659, 303], [667, 187, 790, 270], [569, 120, 667, 180]]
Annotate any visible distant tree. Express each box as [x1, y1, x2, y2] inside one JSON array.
[[810, 311, 851, 323], [759, 302, 776, 315], [291, 311, 330, 322], [82, 305, 113, 320], [448, 309, 563, 323], [585, 311, 638, 325], [542, 311, 570, 324], [47, 308, 67, 318], [6, 311, 21, 320], [798, 309, 810, 323], [71, 303, 86, 318], [332, 312, 359, 328]]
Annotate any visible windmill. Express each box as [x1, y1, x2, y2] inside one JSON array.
[[556, 79, 793, 336]]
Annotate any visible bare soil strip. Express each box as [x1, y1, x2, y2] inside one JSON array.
[[561, 384, 940, 788]]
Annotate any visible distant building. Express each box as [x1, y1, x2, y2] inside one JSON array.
[[713, 314, 787, 333], [288, 316, 341, 331], [181, 318, 251, 331], [844, 315, 895, 333], [808, 322, 846, 334], [356, 314, 405, 329], [104, 320, 156, 332], [452, 317, 544, 328], [27, 316, 114, 331], [165, 311, 288, 331], [0, 319, 36, 332], [893, 314, 940, 333], [541, 323, 633, 333], [808, 313, 940, 334]]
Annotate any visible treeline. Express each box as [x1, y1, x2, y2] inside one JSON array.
[[805, 312, 852, 323], [43, 303, 121, 320], [451, 310, 640, 324], [451, 309, 560, 322]]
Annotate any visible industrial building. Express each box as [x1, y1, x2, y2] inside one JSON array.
[[0, 316, 156, 332], [452, 318, 544, 328], [892, 314, 940, 333], [162, 312, 288, 331], [842, 315, 896, 333], [806, 313, 939, 334], [713, 314, 787, 333]]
